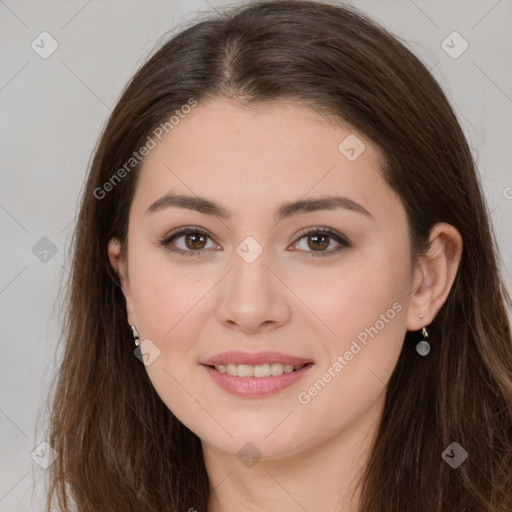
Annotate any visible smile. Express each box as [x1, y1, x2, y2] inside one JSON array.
[[212, 362, 308, 378]]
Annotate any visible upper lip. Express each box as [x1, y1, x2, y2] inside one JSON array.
[[202, 351, 313, 366]]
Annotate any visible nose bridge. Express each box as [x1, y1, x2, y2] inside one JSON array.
[[215, 237, 291, 331], [229, 240, 275, 307]]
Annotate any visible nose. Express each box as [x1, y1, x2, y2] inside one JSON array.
[[215, 247, 292, 334]]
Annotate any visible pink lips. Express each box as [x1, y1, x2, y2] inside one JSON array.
[[202, 350, 313, 366], [201, 350, 314, 398]]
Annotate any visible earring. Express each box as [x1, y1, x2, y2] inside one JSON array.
[[415, 314, 430, 356], [131, 325, 141, 347]]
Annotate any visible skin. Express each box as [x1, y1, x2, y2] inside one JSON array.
[[108, 97, 462, 511]]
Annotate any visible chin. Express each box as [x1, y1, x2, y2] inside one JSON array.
[[197, 421, 313, 462]]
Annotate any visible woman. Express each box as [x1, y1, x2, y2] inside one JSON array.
[[45, 1, 512, 510]]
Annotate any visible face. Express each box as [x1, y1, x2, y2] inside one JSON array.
[[110, 97, 416, 461]]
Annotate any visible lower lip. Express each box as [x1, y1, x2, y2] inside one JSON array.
[[202, 364, 314, 398]]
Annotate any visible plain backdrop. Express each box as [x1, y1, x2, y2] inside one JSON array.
[[1, 0, 511, 510]]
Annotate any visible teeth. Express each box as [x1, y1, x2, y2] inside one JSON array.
[[254, 363, 270, 377], [214, 363, 305, 377]]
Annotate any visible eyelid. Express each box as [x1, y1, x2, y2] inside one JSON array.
[[293, 226, 349, 245], [162, 225, 213, 241]]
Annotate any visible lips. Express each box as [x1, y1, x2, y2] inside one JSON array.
[[202, 350, 313, 367], [203, 362, 314, 398]]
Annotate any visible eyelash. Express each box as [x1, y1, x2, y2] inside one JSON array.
[[158, 225, 350, 258]]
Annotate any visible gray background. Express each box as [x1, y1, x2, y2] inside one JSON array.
[[1, 0, 511, 510]]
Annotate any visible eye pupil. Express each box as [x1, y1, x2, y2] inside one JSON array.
[[186, 233, 207, 250], [308, 234, 329, 251]]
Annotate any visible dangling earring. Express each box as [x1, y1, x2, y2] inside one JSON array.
[[415, 314, 430, 356], [131, 325, 141, 347]]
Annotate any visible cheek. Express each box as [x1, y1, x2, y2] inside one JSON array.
[[129, 245, 206, 341], [288, 270, 408, 451], [291, 244, 410, 351], [127, 247, 217, 413], [288, 242, 410, 410]]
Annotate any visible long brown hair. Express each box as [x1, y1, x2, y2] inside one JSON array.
[[44, 1, 512, 510]]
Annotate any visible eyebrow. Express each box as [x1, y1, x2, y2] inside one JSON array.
[[145, 192, 372, 221]]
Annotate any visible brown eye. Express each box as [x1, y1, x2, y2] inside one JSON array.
[[291, 227, 349, 258], [160, 227, 220, 257], [306, 233, 330, 251], [184, 232, 208, 250]]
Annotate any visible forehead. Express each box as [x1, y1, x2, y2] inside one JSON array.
[[132, 97, 397, 220]]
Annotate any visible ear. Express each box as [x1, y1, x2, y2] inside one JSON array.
[[406, 222, 463, 330], [108, 238, 138, 327]]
